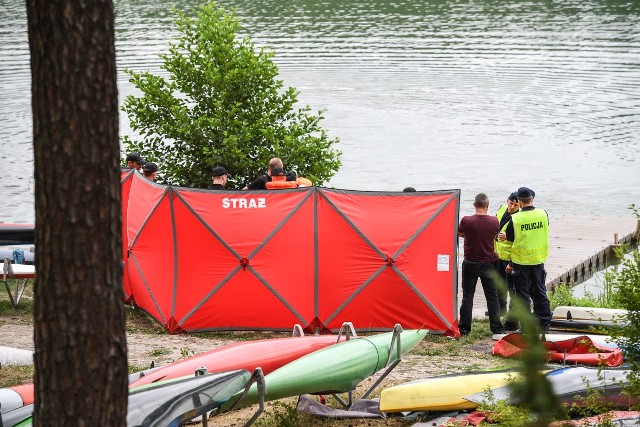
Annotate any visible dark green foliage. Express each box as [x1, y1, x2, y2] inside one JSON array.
[[609, 247, 640, 398], [122, 2, 341, 189], [505, 297, 566, 426]]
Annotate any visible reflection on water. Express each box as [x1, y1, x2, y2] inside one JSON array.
[[1, 0, 639, 223]]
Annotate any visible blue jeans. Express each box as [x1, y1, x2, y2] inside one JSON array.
[[506, 263, 551, 330], [459, 260, 503, 334]]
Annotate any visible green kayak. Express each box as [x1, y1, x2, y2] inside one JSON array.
[[222, 328, 428, 411]]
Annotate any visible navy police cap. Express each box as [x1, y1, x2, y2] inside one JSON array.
[[516, 187, 535, 199]]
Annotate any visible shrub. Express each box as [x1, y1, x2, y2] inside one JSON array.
[[122, 1, 341, 189]]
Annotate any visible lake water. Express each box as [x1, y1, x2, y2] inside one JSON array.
[[1, 0, 639, 223]]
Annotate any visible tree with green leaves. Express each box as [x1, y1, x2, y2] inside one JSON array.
[[122, 1, 341, 189]]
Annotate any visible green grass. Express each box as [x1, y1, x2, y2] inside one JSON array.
[[0, 278, 34, 323], [149, 347, 170, 357], [0, 364, 34, 387]]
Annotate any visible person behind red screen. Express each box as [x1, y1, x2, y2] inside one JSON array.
[[458, 193, 503, 336], [142, 162, 158, 181], [210, 166, 230, 190]]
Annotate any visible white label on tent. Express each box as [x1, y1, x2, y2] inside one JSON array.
[[437, 255, 449, 271]]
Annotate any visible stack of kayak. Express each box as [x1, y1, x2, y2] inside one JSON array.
[[379, 366, 634, 415], [1, 325, 428, 426], [1, 333, 345, 414]]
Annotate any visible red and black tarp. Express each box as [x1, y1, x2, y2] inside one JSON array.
[[492, 333, 624, 367], [121, 170, 461, 336]]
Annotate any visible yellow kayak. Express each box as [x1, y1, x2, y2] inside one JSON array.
[[379, 370, 522, 412]]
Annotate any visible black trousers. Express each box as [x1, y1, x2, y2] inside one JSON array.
[[505, 263, 551, 330], [459, 260, 503, 334], [496, 259, 514, 314]]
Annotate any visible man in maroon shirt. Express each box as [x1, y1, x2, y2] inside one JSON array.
[[458, 193, 504, 336]]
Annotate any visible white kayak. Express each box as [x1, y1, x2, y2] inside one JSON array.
[[552, 306, 627, 322]]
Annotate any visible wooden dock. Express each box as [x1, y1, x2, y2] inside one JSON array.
[[461, 215, 640, 318]]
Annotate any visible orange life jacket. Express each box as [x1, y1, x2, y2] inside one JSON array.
[[265, 176, 298, 190], [296, 177, 313, 187]]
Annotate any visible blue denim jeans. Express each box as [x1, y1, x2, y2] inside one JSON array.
[[459, 260, 503, 334]]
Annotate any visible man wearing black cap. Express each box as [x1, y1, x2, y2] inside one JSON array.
[[210, 166, 230, 190], [493, 192, 520, 316], [501, 187, 551, 332], [458, 193, 504, 336], [125, 152, 145, 171], [142, 162, 158, 181]]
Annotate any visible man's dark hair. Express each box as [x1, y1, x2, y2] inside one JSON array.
[[403, 187, 416, 192]]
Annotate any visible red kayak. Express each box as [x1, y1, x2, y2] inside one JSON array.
[[492, 333, 623, 367], [129, 334, 342, 387]]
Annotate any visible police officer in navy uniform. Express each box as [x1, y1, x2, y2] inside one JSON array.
[[501, 187, 552, 332]]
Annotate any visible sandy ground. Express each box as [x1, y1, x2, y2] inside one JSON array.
[[0, 313, 506, 426]]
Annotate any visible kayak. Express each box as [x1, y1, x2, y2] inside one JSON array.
[[379, 369, 529, 412], [492, 333, 623, 367], [491, 332, 619, 348], [129, 334, 343, 387], [465, 366, 633, 407], [0, 403, 33, 427], [0, 346, 34, 367], [0, 224, 34, 245], [221, 328, 429, 411], [552, 306, 627, 322], [2, 370, 252, 427], [0, 247, 35, 265], [127, 370, 251, 426], [549, 318, 627, 333], [0, 384, 34, 415]]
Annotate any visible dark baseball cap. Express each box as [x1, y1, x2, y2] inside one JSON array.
[[508, 192, 518, 202], [126, 152, 145, 165], [212, 166, 230, 177], [143, 162, 158, 173]]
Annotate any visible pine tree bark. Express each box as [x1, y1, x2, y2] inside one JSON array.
[[27, 0, 127, 425]]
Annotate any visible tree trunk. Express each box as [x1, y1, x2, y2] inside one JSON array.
[[27, 0, 127, 425]]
